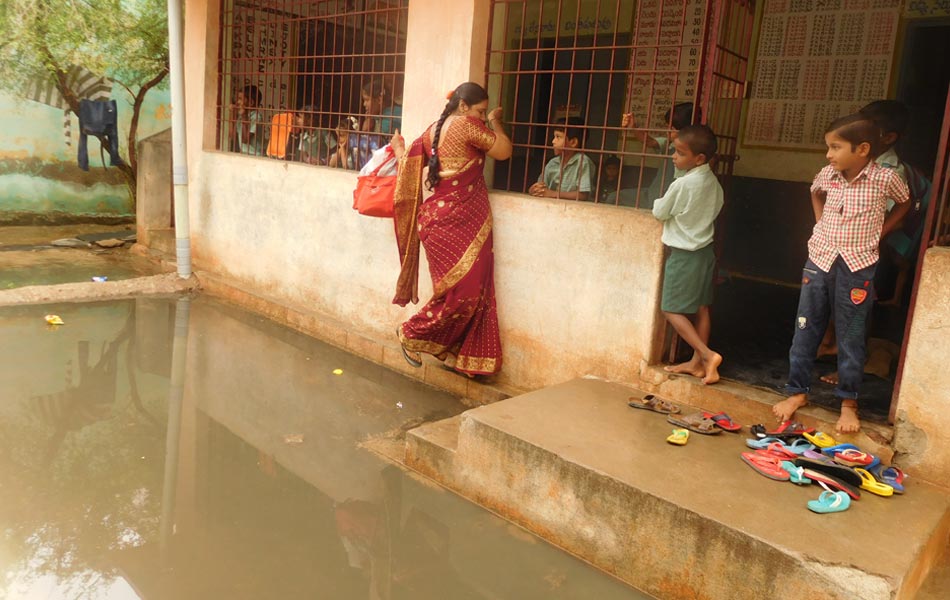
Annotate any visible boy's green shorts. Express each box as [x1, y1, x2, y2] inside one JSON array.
[[661, 244, 715, 314]]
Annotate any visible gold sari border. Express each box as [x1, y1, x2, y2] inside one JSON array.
[[433, 215, 492, 298]]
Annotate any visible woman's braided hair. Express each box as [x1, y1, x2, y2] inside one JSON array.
[[426, 82, 489, 190]]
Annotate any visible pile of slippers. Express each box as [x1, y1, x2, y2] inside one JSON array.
[[627, 394, 743, 446], [740, 422, 907, 513]]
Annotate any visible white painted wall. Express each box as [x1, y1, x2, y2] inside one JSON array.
[[190, 150, 663, 390]]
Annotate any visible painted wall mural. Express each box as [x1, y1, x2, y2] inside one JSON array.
[[0, 0, 171, 222]]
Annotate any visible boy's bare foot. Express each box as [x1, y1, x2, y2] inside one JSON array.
[[664, 357, 705, 378], [836, 401, 860, 434], [820, 371, 839, 385], [773, 393, 808, 421], [701, 352, 722, 385]]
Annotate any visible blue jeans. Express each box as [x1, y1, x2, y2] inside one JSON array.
[[785, 257, 876, 400]]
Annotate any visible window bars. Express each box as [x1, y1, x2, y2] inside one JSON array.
[[217, 0, 407, 168], [485, 0, 753, 208]]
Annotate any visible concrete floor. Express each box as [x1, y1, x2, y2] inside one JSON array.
[[711, 277, 903, 423], [405, 378, 950, 599]]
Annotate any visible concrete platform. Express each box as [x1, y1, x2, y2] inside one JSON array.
[[404, 378, 950, 600], [639, 364, 896, 462]]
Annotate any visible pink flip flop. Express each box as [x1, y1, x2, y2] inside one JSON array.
[[740, 452, 790, 481], [702, 411, 742, 432]]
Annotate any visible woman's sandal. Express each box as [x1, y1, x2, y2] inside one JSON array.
[[396, 326, 422, 368]]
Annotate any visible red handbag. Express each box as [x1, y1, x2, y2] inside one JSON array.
[[352, 148, 397, 218]]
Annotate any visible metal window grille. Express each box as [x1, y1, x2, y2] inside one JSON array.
[[217, 0, 407, 168], [485, 0, 753, 208]]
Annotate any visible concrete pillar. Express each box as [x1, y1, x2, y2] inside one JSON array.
[[135, 129, 173, 247], [894, 247, 950, 484], [401, 0, 492, 139]]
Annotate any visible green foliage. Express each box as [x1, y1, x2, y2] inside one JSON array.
[[0, 0, 170, 203], [0, 0, 169, 95]]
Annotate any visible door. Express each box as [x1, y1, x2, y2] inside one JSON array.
[[890, 83, 950, 422]]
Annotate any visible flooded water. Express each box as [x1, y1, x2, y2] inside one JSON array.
[[0, 296, 647, 599], [0, 226, 159, 290]]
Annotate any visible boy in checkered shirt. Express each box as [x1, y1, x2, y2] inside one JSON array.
[[773, 113, 909, 434]]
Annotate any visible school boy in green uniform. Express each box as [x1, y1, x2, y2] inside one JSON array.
[[652, 125, 724, 385]]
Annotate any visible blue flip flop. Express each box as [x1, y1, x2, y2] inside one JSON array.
[[821, 443, 860, 456], [869, 464, 905, 494], [745, 437, 783, 450], [807, 490, 851, 514], [785, 438, 816, 455], [780, 461, 812, 485]]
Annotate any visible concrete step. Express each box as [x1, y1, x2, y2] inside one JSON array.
[[639, 365, 895, 463], [915, 544, 950, 599], [404, 378, 950, 600], [406, 414, 460, 480]]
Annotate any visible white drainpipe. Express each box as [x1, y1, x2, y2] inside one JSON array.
[[167, 0, 191, 278]]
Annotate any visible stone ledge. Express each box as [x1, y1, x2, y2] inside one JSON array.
[[196, 271, 518, 407], [404, 378, 950, 600], [0, 272, 197, 307]]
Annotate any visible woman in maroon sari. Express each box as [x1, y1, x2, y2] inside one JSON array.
[[390, 82, 512, 377]]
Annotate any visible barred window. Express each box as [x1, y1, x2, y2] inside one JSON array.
[[486, 0, 721, 208], [217, 0, 407, 169]]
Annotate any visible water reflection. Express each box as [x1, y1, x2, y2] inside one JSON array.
[[0, 296, 645, 599]]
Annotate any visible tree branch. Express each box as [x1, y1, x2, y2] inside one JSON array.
[[117, 81, 135, 102], [127, 63, 169, 177]]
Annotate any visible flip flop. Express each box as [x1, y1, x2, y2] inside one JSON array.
[[667, 412, 722, 435], [396, 327, 422, 368], [785, 438, 816, 455], [802, 449, 833, 462], [794, 457, 862, 487], [750, 421, 815, 440], [807, 490, 851, 513], [702, 411, 741, 432], [803, 431, 837, 448], [800, 468, 862, 500], [833, 448, 876, 468], [667, 428, 689, 445], [869, 464, 906, 494], [755, 442, 797, 460], [821, 443, 860, 456], [628, 394, 681, 414], [854, 468, 894, 497], [745, 436, 783, 450], [780, 461, 812, 485], [740, 452, 790, 481]]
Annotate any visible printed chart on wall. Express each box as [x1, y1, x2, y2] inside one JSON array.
[[627, 0, 707, 128], [744, 0, 901, 149], [224, 2, 298, 112]]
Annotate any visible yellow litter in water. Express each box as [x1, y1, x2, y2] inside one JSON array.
[[44, 315, 65, 325], [332, 368, 343, 375]]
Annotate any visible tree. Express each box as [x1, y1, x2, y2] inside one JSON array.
[[0, 0, 169, 204]]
